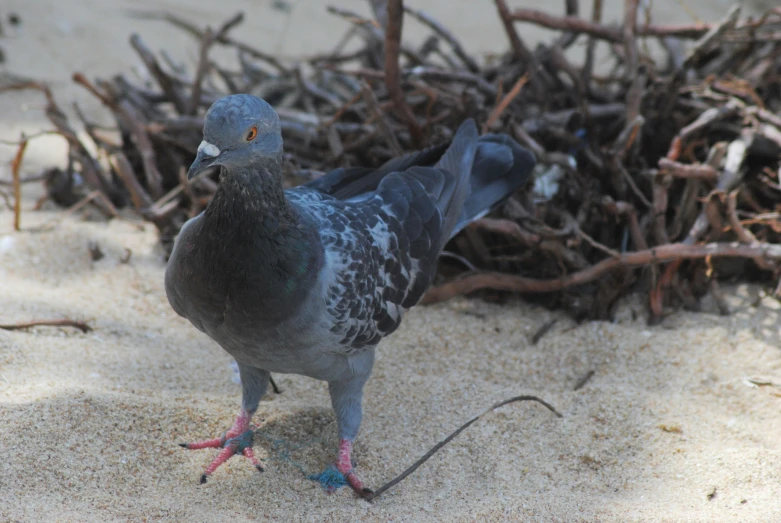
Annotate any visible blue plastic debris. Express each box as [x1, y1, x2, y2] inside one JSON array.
[[309, 465, 348, 492]]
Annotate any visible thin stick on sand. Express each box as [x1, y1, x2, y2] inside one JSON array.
[[366, 395, 562, 501], [11, 137, 29, 231], [0, 319, 93, 333]]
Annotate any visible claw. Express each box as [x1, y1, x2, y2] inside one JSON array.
[[180, 411, 263, 483], [197, 429, 258, 482], [341, 469, 369, 496], [242, 446, 264, 473]]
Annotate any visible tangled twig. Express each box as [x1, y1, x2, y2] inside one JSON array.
[[3, 2, 781, 322]]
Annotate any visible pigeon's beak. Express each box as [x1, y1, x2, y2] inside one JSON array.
[[187, 141, 222, 180]]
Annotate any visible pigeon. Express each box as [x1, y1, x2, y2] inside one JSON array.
[[165, 94, 536, 496]]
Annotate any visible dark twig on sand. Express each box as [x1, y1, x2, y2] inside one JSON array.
[[366, 395, 562, 501], [531, 318, 558, 345], [0, 319, 93, 333], [573, 370, 595, 391]]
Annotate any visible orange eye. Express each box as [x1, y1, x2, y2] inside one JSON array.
[[246, 126, 258, 141]]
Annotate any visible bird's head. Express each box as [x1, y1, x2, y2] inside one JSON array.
[[187, 94, 283, 180]]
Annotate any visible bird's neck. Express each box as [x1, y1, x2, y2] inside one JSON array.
[[208, 163, 293, 227], [199, 165, 323, 317]]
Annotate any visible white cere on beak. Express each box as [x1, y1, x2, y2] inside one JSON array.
[[198, 141, 221, 157]]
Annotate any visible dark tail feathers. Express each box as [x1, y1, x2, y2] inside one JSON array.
[[304, 122, 536, 239], [433, 119, 479, 247], [450, 132, 536, 237]]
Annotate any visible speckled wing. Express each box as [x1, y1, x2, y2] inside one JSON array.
[[287, 120, 492, 352], [289, 168, 445, 351], [288, 120, 479, 352]]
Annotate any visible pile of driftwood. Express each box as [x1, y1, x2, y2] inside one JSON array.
[[5, 0, 781, 323]]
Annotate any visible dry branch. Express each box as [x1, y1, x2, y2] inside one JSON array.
[[384, 0, 423, 147], [3, 2, 781, 322], [423, 242, 781, 304]]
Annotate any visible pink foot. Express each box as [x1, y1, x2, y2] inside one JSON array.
[[335, 439, 373, 498], [179, 410, 263, 483]]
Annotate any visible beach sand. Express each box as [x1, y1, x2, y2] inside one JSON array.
[[2, 1, 781, 521]]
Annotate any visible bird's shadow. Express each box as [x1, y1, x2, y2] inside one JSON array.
[[251, 407, 340, 479]]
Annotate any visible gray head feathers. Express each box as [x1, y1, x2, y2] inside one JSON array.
[[188, 94, 283, 179], [204, 95, 281, 148]]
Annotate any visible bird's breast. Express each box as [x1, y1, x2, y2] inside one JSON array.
[[165, 213, 344, 378]]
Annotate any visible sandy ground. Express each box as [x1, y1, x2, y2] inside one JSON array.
[[2, 1, 781, 522]]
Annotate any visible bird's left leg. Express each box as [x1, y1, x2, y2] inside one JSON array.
[[328, 370, 373, 498], [180, 363, 269, 483]]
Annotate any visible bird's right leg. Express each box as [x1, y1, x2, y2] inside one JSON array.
[[328, 372, 374, 498], [180, 364, 269, 484]]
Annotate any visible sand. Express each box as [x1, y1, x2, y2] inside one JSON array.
[[2, 1, 781, 522]]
